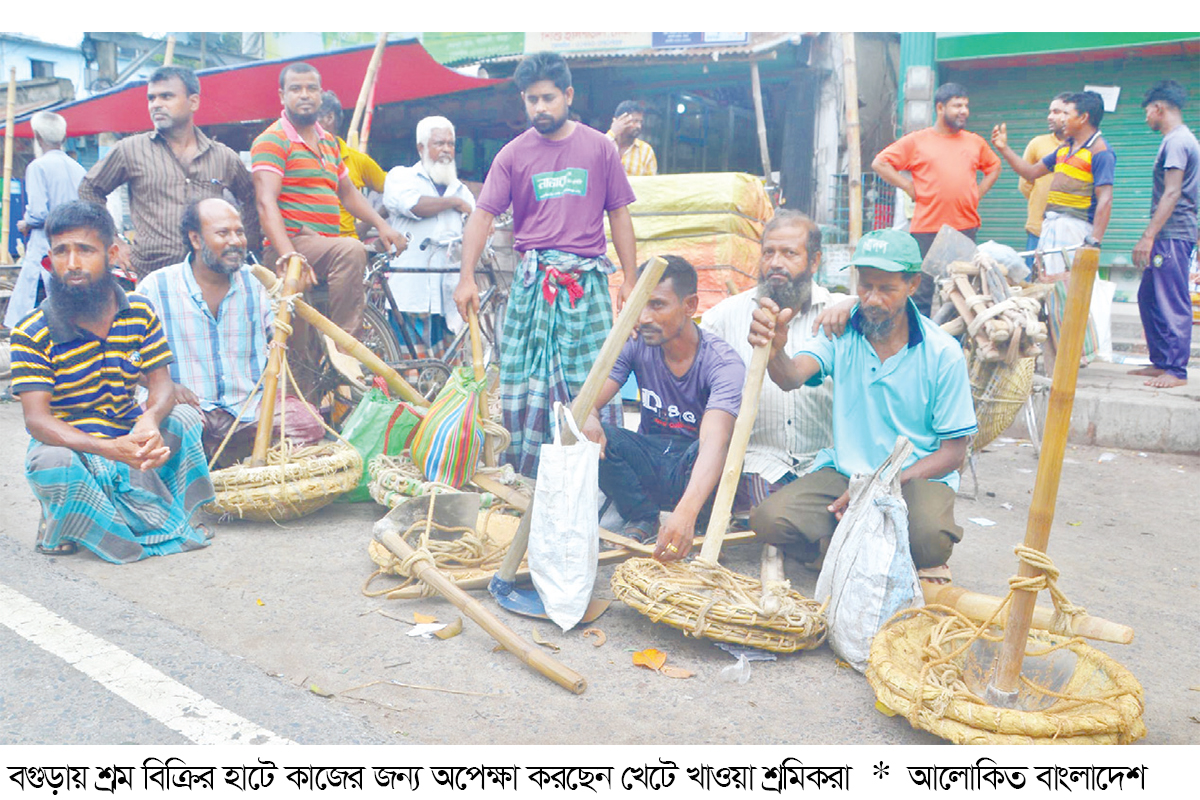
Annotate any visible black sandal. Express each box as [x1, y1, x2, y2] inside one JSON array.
[[35, 511, 78, 556]]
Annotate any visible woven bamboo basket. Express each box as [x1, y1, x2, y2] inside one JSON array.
[[970, 356, 1035, 452], [611, 557, 827, 653], [207, 441, 362, 522], [866, 606, 1146, 745]]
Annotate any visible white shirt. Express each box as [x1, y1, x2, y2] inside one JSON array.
[[700, 284, 845, 483], [381, 161, 476, 332]]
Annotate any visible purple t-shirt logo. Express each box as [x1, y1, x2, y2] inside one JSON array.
[[532, 168, 589, 201]]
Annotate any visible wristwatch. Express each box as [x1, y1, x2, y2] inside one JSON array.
[[1083, 234, 1101, 249]]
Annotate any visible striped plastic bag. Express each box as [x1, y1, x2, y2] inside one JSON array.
[[409, 367, 487, 488]]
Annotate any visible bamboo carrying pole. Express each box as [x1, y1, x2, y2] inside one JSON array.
[[360, 81, 378, 155], [989, 247, 1100, 698], [921, 583, 1133, 646], [250, 256, 305, 465], [250, 265, 429, 407], [375, 527, 587, 695], [493, 256, 669, 586], [162, 36, 176, 67], [749, 61, 772, 187], [1, 67, 15, 266], [697, 311, 773, 564], [347, 34, 388, 151]]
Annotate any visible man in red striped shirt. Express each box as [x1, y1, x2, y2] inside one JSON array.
[[251, 62, 405, 349]]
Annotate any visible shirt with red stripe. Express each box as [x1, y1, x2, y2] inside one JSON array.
[[1040, 131, 1116, 223], [250, 115, 349, 238]]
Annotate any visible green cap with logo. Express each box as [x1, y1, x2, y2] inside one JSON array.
[[845, 229, 923, 273]]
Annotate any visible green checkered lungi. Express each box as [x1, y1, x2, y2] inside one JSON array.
[[499, 252, 623, 477]]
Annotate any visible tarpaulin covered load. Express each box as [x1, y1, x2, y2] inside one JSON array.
[[605, 173, 774, 314]]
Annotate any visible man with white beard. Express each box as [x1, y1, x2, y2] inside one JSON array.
[[382, 116, 476, 338], [4, 111, 86, 329]]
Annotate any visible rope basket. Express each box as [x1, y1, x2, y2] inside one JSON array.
[[865, 546, 1145, 744], [970, 356, 1035, 451], [866, 607, 1146, 744], [610, 557, 827, 653], [207, 440, 362, 522]]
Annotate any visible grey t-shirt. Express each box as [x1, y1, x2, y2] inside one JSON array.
[[610, 325, 746, 440], [1152, 124, 1200, 241]]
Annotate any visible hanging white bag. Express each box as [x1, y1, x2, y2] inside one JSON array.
[[814, 436, 923, 672], [528, 401, 601, 631]]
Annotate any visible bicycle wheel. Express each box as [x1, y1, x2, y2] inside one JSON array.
[[360, 303, 405, 365]]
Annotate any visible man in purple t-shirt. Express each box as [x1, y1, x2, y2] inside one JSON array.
[[453, 52, 639, 477], [582, 257, 745, 562]]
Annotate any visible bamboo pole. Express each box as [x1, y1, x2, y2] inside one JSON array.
[[750, 61, 772, 187], [988, 247, 1099, 699], [162, 36, 176, 67], [360, 81, 378, 155], [250, 256, 304, 465], [375, 526, 587, 695], [921, 582, 1133, 646], [1, 67, 16, 266], [697, 311, 773, 564], [841, 33, 862, 296], [250, 265, 429, 407], [493, 256, 668, 586], [346, 34, 388, 150]]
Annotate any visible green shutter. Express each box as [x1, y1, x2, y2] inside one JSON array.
[[942, 55, 1200, 268]]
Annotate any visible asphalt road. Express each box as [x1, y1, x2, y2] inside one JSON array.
[[0, 398, 1196, 748]]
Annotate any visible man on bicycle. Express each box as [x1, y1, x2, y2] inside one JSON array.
[[383, 115, 476, 341], [453, 52, 638, 478]]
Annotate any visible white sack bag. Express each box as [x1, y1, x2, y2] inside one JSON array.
[[528, 402, 601, 631], [814, 436, 923, 672]]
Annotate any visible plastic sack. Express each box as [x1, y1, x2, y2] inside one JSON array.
[[409, 367, 486, 488], [1089, 278, 1116, 362], [528, 402, 600, 632], [337, 387, 423, 503], [273, 393, 324, 448], [815, 437, 923, 673], [977, 240, 1031, 284]]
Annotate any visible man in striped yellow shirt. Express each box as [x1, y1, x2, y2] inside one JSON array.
[[606, 100, 658, 177], [317, 91, 388, 240]]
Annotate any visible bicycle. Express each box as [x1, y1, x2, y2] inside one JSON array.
[[309, 232, 509, 408]]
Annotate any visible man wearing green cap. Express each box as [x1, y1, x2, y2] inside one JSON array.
[[747, 229, 977, 571]]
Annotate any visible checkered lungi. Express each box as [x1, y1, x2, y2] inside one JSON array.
[[25, 405, 216, 564], [499, 250, 623, 477]]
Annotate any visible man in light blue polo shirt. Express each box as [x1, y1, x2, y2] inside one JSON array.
[[748, 229, 977, 570]]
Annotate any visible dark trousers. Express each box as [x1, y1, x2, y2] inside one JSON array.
[[597, 425, 702, 524], [749, 467, 963, 569], [911, 227, 978, 317], [1137, 239, 1195, 380]]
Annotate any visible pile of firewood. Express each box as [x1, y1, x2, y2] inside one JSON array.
[[937, 252, 1050, 364]]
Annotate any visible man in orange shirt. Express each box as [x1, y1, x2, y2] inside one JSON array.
[[872, 83, 1002, 314]]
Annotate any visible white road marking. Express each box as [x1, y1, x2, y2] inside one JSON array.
[[0, 583, 294, 745]]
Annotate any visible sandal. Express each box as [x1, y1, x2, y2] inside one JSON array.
[[34, 511, 79, 556], [622, 518, 660, 545]]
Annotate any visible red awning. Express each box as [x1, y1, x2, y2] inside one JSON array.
[[1, 38, 503, 138]]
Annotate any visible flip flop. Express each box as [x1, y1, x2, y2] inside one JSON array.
[[36, 541, 79, 556]]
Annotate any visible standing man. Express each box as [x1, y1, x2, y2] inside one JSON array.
[[1018, 93, 1072, 269], [4, 111, 86, 328], [583, 256, 743, 561], [1130, 80, 1200, 389], [872, 82, 1001, 315], [606, 100, 658, 177], [251, 62, 406, 392], [701, 211, 848, 506], [992, 91, 1114, 368], [382, 115, 476, 339], [452, 52, 638, 477], [137, 198, 273, 467], [316, 91, 388, 240], [78, 66, 258, 280], [748, 229, 977, 573], [8, 201, 214, 563]]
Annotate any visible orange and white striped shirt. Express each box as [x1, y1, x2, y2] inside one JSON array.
[[606, 133, 658, 177]]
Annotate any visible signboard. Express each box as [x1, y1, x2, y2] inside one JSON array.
[[652, 33, 749, 48], [524, 32, 652, 54], [422, 32, 525, 65], [1084, 84, 1121, 113]]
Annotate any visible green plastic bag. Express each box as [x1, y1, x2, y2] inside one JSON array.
[[337, 387, 423, 503]]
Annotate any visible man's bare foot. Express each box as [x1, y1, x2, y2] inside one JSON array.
[[1129, 366, 1165, 377], [1145, 374, 1187, 388]]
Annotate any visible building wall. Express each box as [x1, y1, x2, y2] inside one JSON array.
[[0, 37, 89, 92]]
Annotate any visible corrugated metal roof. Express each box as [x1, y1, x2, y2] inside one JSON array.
[[481, 33, 803, 64]]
